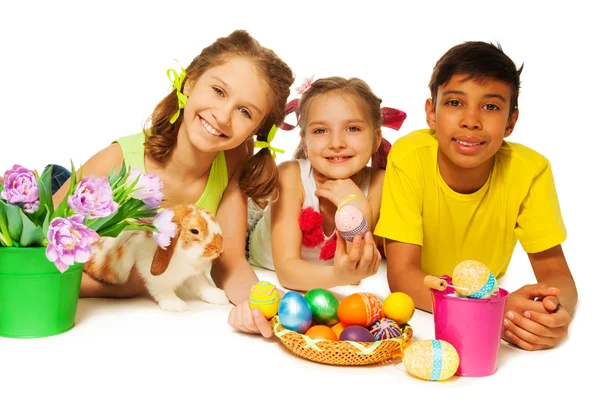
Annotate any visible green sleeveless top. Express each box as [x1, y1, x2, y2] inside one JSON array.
[[114, 132, 228, 215]]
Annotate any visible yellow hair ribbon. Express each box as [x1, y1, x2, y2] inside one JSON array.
[[254, 125, 284, 159], [167, 60, 188, 124], [337, 194, 358, 211]]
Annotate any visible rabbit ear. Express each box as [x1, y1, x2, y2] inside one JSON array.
[[150, 233, 180, 276], [149, 205, 191, 276]]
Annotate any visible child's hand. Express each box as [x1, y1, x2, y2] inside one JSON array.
[[333, 230, 381, 284], [315, 179, 370, 217], [227, 298, 274, 338], [502, 283, 571, 350]]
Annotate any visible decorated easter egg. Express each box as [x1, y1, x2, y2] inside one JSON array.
[[339, 325, 376, 342], [369, 318, 403, 341], [331, 322, 347, 339], [248, 281, 280, 319], [334, 205, 368, 241], [338, 293, 383, 327], [452, 260, 498, 298], [305, 325, 338, 341], [305, 288, 339, 326], [403, 339, 460, 381], [383, 292, 415, 324], [278, 291, 313, 334]]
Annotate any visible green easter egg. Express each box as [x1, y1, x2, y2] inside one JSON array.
[[305, 288, 340, 326]]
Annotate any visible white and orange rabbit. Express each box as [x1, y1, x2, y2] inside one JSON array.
[[85, 204, 230, 312]]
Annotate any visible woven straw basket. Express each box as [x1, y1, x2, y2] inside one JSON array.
[[271, 316, 413, 366]]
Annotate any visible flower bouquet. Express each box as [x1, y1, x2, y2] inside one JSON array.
[[0, 162, 174, 338]]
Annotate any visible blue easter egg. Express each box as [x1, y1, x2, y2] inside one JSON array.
[[278, 292, 313, 334]]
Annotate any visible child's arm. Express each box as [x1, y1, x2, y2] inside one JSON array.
[[385, 239, 433, 312], [271, 162, 380, 291], [503, 244, 577, 350], [215, 144, 273, 338]]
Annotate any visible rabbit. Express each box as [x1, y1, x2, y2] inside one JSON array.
[[84, 204, 230, 312]]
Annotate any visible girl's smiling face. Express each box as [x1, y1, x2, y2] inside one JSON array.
[[182, 56, 271, 153], [302, 91, 381, 181]]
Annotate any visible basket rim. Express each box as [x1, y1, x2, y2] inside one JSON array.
[[271, 315, 413, 354]]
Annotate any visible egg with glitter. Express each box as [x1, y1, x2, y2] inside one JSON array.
[[248, 281, 280, 319], [278, 291, 313, 334], [339, 325, 376, 342], [338, 292, 384, 327], [369, 318, 403, 341], [403, 339, 459, 381], [304, 288, 339, 326], [335, 205, 368, 241], [452, 260, 498, 298]]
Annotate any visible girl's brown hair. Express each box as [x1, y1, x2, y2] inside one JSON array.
[[144, 30, 294, 207], [290, 77, 387, 168]]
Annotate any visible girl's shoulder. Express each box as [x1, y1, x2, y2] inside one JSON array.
[[89, 142, 127, 176], [277, 160, 305, 201]]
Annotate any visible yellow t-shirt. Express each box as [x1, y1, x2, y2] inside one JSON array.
[[374, 129, 567, 278]]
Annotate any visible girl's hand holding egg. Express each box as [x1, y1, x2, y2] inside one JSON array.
[[229, 280, 282, 338], [332, 230, 381, 285]]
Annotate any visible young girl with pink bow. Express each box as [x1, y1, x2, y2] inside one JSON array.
[[247, 76, 406, 291]]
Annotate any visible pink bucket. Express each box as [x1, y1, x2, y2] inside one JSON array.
[[430, 283, 509, 377]]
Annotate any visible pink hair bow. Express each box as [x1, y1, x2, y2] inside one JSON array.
[[381, 107, 407, 131]]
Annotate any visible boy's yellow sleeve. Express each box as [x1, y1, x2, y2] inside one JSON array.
[[515, 161, 567, 253], [374, 156, 424, 246]]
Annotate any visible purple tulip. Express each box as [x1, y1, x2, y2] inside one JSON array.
[[46, 214, 100, 273], [153, 209, 176, 249], [68, 176, 118, 218], [1, 164, 40, 213], [126, 168, 164, 208]]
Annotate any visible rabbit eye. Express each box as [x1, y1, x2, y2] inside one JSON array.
[[190, 229, 199, 235]]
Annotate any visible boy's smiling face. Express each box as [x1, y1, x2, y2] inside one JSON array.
[[426, 73, 519, 176]]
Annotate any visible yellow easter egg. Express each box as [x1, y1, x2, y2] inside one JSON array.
[[249, 281, 280, 319], [452, 260, 495, 298], [403, 339, 459, 381], [383, 292, 415, 324]]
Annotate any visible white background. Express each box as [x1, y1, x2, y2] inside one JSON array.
[[0, 0, 596, 398]]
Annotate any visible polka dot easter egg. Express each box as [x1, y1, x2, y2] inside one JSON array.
[[249, 281, 280, 319], [452, 260, 498, 299], [403, 339, 460, 381], [334, 205, 368, 242]]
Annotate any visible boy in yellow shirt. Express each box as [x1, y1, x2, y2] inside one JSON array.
[[375, 42, 577, 351]]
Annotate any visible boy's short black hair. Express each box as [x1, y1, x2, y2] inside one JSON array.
[[429, 41, 523, 115]]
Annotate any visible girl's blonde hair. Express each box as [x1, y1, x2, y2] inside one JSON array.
[[144, 30, 294, 207], [290, 77, 388, 168]]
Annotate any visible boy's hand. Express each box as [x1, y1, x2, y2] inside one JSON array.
[[333, 231, 381, 284], [503, 283, 571, 350]]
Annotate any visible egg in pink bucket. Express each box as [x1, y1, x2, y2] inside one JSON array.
[[452, 260, 498, 299]]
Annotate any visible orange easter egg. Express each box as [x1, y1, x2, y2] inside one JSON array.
[[331, 322, 347, 338], [337, 293, 383, 327], [305, 325, 338, 341]]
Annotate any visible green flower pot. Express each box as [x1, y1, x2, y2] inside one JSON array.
[[0, 247, 83, 338]]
